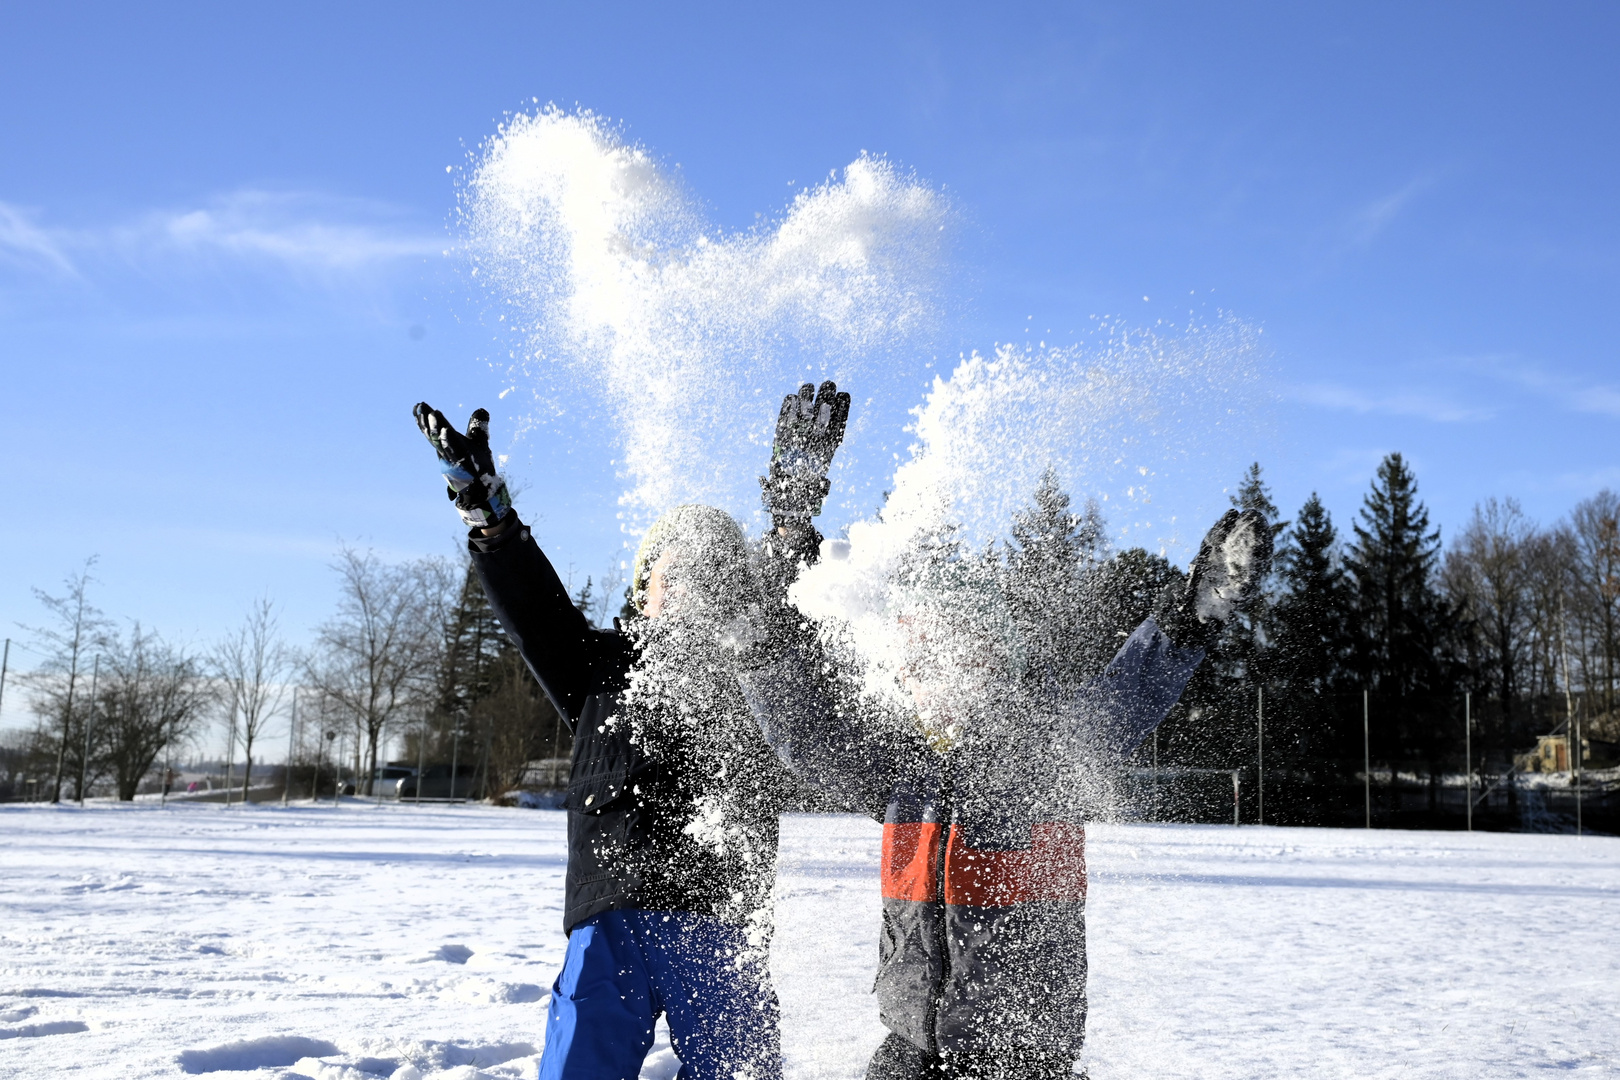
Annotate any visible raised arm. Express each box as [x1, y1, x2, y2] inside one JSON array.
[[413, 402, 601, 725], [735, 380, 926, 817], [1075, 508, 1275, 756], [1074, 618, 1204, 756], [737, 646, 930, 821], [468, 519, 600, 725]]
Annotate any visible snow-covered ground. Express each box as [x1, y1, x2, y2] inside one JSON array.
[[2, 803, 1616, 1079]]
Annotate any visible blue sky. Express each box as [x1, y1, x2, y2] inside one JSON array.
[[2, 2, 1617, 726]]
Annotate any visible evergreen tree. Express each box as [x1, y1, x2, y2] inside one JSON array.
[[1003, 468, 1107, 685], [1169, 463, 1284, 773], [1080, 547, 1182, 666], [1223, 462, 1287, 679], [1345, 454, 1447, 698], [420, 562, 566, 790], [1344, 453, 1458, 804], [1271, 493, 1351, 694], [1268, 493, 1356, 771]]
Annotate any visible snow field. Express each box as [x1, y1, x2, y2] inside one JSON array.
[[1, 804, 1616, 1079]]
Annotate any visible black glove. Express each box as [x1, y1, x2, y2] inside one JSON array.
[[1155, 509, 1274, 650], [760, 380, 851, 523], [412, 403, 513, 530]]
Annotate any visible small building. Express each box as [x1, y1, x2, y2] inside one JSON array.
[[1531, 734, 1571, 773], [1526, 733, 1620, 773]]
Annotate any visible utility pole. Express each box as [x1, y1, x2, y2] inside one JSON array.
[[78, 655, 100, 807], [450, 721, 461, 804], [414, 711, 426, 806], [161, 711, 173, 807], [1363, 690, 1371, 829], [1257, 685, 1264, 826], [0, 638, 10, 723], [1560, 598, 1579, 838], [283, 688, 297, 807], [1465, 691, 1472, 833], [1151, 727, 1160, 823], [1575, 699, 1583, 838]]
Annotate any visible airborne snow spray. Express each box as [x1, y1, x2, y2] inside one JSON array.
[[461, 107, 1264, 955]]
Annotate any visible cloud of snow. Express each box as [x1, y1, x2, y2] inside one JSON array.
[[792, 319, 1261, 724], [461, 106, 947, 531]]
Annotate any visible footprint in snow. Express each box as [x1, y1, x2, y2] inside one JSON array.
[[413, 943, 473, 965], [0, 1020, 91, 1040], [175, 1035, 342, 1074]]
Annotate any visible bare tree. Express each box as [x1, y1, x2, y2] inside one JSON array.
[[1569, 490, 1620, 722], [1444, 498, 1533, 730], [307, 549, 445, 795], [1521, 527, 1577, 707], [98, 625, 211, 800], [24, 560, 109, 802], [214, 597, 290, 804]]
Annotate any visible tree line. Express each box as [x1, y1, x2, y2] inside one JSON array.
[[5, 454, 1616, 829], [999, 454, 1620, 828], [0, 550, 619, 803]]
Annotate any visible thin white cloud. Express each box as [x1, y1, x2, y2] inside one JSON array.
[[0, 190, 444, 283], [1291, 382, 1493, 423], [1448, 354, 1620, 419], [125, 191, 444, 269], [0, 201, 78, 275], [1347, 174, 1436, 248]]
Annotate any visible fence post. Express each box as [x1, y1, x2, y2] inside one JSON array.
[[450, 724, 461, 804], [415, 712, 426, 806], [1465, 691, 1471, 833], [1575, 700, 1583, 838], [1257, 686, 1264, 827], [1363, 690, 1371, 829], [1151, 728, 1160, 823], [1232, 769, 1241, 826], [281, 688, 294, 806]]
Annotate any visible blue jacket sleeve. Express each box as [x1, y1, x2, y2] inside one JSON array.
[[1075, 616, 1205, 757], [736, 647, 926, 821]]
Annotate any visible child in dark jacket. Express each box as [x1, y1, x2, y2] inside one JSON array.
[[412, 382, 850, 1080]]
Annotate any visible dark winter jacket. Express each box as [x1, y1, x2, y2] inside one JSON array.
[[470, 516, 788, 934], [736, 619, 1203, 1056]]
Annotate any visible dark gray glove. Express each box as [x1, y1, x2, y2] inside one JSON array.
[[760, 380, 851, 523], [413, 403, 513, 530], [1155, 509, 1274, 650], [737, 381, 853, 667]]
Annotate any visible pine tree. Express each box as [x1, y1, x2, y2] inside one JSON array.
[[1271, 493, 1351, 694], [1344, 453, 1458, 806], [1169, 464, 1285, 774], [1223, 462, 1287, 679], [1268, 493, 1356, 772], [1345, 454, 1446, 699], [1080, 547, 1182, 662], [1003, 468, 1107, 685], [420, 563, 567, 794]]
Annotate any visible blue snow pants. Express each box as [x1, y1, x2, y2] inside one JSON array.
[[538, 909, 782, 1080]]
